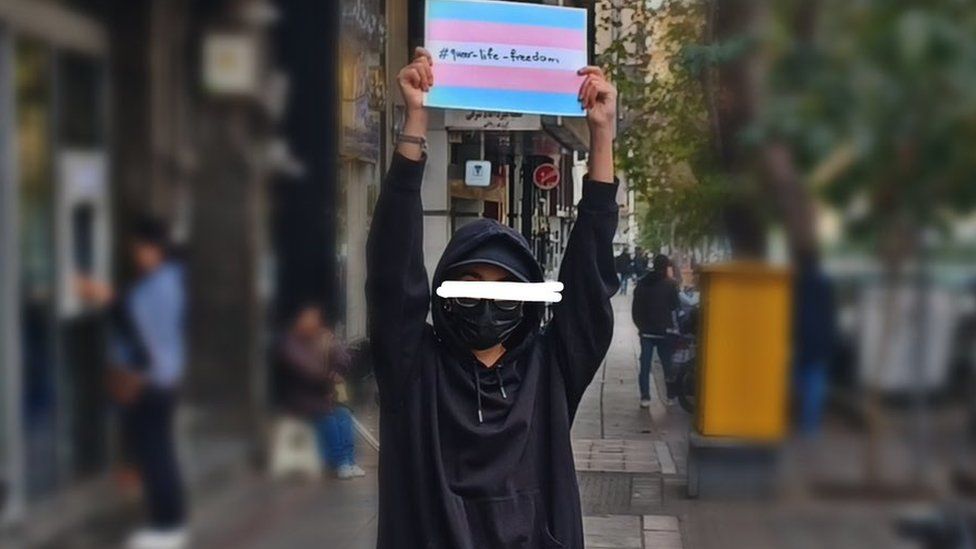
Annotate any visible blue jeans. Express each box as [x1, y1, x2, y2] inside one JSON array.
[[619, 274, 630, 295], [312, 407, 356, 469], [793, 361, 827, 434], [638, 336, 675, 401]]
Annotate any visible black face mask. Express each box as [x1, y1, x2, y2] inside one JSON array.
[[445, 298, 524, 351]]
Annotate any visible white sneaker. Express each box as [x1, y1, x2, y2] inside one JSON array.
[[337, 464, 366, 479], [639, 399, 651, 409], [347, 464, 366, 478], [126, 527, 189, 549]]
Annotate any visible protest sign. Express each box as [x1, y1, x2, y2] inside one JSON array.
[[425, 0, 588, 117]]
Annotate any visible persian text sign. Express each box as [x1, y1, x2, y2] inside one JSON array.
[[445, 110, 542, 131], [425, 0, 587, 117]]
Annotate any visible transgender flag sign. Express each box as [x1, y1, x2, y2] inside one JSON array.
[[424, 0, 588, 117]]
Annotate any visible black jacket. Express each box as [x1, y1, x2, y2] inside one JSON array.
[[366, 154, 619, 549], [614, 252, 632, 275], [632, 274, 680, 336]]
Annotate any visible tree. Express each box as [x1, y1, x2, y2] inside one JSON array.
[[597, 0, 733, 257]]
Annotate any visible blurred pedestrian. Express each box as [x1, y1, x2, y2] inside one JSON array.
[[80, 217, 188, 549], [632, 254, 681, 408], [633, 247, 650, 278], [615, 249, 633, 295], [679, 267, 700, 310], [792, 259, 837, 434], [366, 48, 619, 548], [277, 304, 364, 479]]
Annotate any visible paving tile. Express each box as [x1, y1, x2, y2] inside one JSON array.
[[643, 529, 684, 549], [643, 515, 680, 532], [584, 515, 643, 549]]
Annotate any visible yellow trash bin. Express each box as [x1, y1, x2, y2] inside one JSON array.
[[695, 262, 792, 441]]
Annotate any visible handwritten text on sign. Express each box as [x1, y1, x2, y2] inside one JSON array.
[[424, 0, 588, 117]]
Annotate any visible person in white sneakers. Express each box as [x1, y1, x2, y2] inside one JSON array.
[[79, 218, 189, 549], [277, 304, 365, 480]]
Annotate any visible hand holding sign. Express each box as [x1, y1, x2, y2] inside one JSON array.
[[397, 47, 434, 113], [396, 48, 434, 160], [578, 66, 617, 133]]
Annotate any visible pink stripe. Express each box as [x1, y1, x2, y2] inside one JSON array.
[[434, 64, 583, 95], [429, 20, 585, 50]]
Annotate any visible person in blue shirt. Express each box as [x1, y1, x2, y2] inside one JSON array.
[[102, 218, 188, 549]]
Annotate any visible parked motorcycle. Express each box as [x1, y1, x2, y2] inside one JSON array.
[[673, 296, 700, 414]]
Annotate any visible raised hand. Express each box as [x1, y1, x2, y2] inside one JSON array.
[[398, 47, 434, 114], [578, 66, 617, 134], [578, 66, 616, 182]]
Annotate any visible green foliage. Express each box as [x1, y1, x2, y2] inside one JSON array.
[[600, 0, 976, 258], [756, 0, 976, 253], [597, 0, 728, 251]]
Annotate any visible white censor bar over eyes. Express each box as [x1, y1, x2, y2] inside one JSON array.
[[436, 281, 564, 303]]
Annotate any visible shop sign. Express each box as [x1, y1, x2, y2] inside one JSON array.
[[445, 110, 542, 131], [533, 163, 560, 191], [465, 160, 492, 187], [202, 33, 260, 97]]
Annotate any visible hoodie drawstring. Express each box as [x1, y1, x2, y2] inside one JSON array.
[[473, 363, 512, 424], [495, 368, 507, 399], [473, 366, 484, 424]]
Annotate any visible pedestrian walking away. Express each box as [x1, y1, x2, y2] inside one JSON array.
[[615, 249, 633, 295], [366, 48, 620, 549], [631, 254, 681, 408]]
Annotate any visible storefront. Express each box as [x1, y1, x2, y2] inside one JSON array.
[[0, 2, 111, 522], [337, 0, 387, 343], [441, 110, 590, 279]]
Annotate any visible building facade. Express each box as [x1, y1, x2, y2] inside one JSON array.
[[0, 0, 113, 522], [0, 0, 617, 536]]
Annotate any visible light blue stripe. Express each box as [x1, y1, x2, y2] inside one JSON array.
[[427, 86, 585, 117], [428, 0, 586, 30]]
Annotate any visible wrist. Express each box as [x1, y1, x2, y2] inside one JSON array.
[[589, 124, 614, 143], [404, 108, 428, 128], [398, 109, 428, 160]]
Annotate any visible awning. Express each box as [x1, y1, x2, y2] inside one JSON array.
[[541, 116, 590, 153]]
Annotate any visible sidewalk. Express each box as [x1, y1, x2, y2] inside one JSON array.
[[572, 293, 690, 549], [32, 293, 929, 548], [44, 292, 682, 549]]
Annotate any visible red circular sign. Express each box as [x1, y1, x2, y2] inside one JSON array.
[[533, 163, 560, 190]]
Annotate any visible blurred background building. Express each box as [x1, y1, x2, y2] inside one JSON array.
[[0, 0, 619, 539], [3, 0, 973, 547]]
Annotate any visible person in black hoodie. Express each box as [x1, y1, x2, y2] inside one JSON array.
[[631, 254, 681, 408], [615, 250, 633, 295], [366, 48, 619, 549]]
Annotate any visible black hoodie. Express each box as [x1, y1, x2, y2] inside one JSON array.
[[366, 153, 619, 549]]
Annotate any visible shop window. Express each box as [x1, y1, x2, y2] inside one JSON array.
[[483, 201, 501, 222]]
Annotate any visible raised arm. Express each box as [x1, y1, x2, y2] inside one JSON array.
[[366, 49, 435, 402], [546, 67, 620, 417]]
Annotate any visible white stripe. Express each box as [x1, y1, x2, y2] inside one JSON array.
[[436, 281, 564, 303], [352, 416, 379, 451], [429, 40, 587, 71]]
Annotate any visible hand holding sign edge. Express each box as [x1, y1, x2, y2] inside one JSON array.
[[577, 66, 616, 134], [397, 47, 434, 160], [578, 66, 616, 183]]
